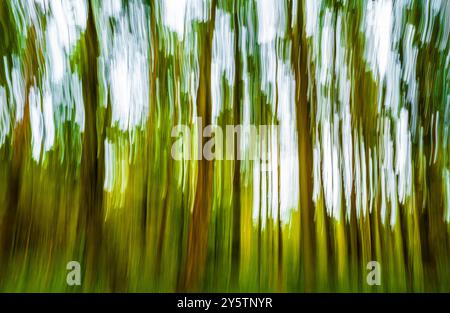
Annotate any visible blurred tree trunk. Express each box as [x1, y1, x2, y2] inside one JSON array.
[[231, 0, 241, 289], [179, 0, 217, 291], [290, 0, 315, 291], [79, 1, 105, 287]]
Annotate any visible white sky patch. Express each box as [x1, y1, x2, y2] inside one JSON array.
[[211, 9, 235, 123], [368, 148, 378, 214], [444, 168, 450, 222], [305, 0, 321, 38], [104, 139, 115, 193], [259, 43, 277, 108], [103, 0, 122, 16], [320, 9, 335, 87], [185, 0, 210, 25], [3, 56, 25, 123], [29, 86, 44, 161], [331, 117, 343, 220], [309, 7, 344, 221], [240, 28, 254, 177], [97, 0, 150, 132], [383, 53, 401, 114], [363, 0, 393, 81], [46, 0, 88, 83], [360, 138, 368, 218], [46, 19, 65, 83], [380, 118, 398, 228], [336, 11, 354, 219], [42, 87, 55, 153], [354, 130, 368, 219], [47, 71, 85, 134], [251, 56, 299, 226], [419, 0, 441, 44], [110, 54, 132, 130], [341, 97, 353, 218], [321, 120, 334, 218], [256, 0, 276, 44], [11, 59, 25, 123], [252, 134, 270, 227], [277, 61, 299, 224], [257, 0, 286, 108], [438, 0, 450, 51], [72, 72, 85, 132], [103, 138, 129, 200], [256, 0, 286, 44], [402, 24, 419, 138], [396, 108, 412, 205], [312, 143, 321, 204], [0, 86, 10, 147], [162, 0, 187, 38], [316, 116, 343, 221]]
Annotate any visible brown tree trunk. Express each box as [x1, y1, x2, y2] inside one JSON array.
[[79, 2, 105, 289], [179, 0, 217, 291], [290, 0, 315, 291]]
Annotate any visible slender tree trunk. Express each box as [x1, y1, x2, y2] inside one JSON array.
[[79, 1, 104, 288], [231, 1, 242, 289], [290, 0, 315, 291], [179, 0, 217, 291]]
